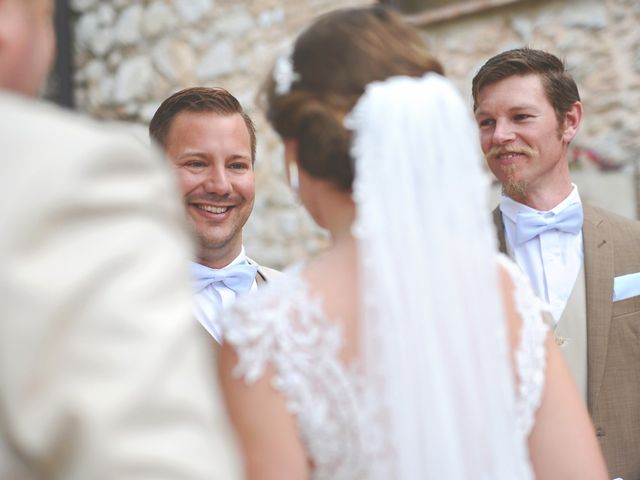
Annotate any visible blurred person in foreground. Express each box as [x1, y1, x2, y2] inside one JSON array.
[[0, 0, 240, 478], [216, 6, 608, 480], [150, 87, 279, 344], [473, 48, 640, 480]]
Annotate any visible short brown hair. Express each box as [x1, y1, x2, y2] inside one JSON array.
[[472, 48, 580, 124], [149, 87, 257, 162], [264, 6, 443, 191]]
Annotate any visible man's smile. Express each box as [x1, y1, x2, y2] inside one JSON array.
[[194, 204, 231, 214]]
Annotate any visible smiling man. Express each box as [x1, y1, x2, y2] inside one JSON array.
[[473, 48, 640, 480], [150, 87, 278, 342]]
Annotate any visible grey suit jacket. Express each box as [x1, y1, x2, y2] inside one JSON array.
[[494, 204, 640, 480], [0, 93, 241, 479]]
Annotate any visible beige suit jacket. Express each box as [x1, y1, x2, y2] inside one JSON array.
[[249, 258, 281, 286], [0, 93, 241, 479], [493, 204, 640, 480]]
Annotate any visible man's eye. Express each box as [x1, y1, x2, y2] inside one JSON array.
[[185, 161, 205, 168], [230, 163, 248, 170], [514, 114, 532, 121], [478, 119, 495, 128]]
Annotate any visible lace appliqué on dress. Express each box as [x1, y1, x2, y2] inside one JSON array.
[[220, 267, 388, 480], [498, 254, 551, 438]]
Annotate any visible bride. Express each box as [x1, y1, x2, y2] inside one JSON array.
[[217, 6, 608, 479]]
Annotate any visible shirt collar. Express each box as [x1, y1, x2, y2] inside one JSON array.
[[500, 184, 582, 223], [191, 246, 248, 271]]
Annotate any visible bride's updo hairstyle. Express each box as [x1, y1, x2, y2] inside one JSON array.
[[265, 6, 443, 192]]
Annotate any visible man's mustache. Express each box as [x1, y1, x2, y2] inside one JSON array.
[[485, 145, 536, 162]]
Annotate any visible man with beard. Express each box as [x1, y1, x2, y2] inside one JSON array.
[[150, 87, 278, 343], [0, 0, 241, 478], [473, 47, 640, 480]]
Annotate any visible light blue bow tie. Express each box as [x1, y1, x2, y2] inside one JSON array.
[[191, 262, 258, 295], [515, 202, 583, 245]]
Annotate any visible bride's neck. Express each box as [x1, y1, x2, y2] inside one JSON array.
[[324, 196, 355, 245], [325, 205, 357, 269]]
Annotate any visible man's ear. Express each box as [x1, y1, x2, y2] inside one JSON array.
[[562, 101, 583, 144]]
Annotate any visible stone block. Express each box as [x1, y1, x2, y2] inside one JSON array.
[[175, 0, 214, 24], [152, 39, 196, 83], [196, 41, 237, 80], [142, 3, 175, 38], [114, 56, 153, 103], [114, 4, 143, 45]]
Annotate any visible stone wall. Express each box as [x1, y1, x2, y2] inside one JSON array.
[[71, 0, 639, 268]]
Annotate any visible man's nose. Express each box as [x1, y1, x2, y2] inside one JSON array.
[[492, 119, 516, 145], [203, 166, 232, 195]]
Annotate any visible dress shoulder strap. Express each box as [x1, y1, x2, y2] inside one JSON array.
[[497, 254, 551, 438]]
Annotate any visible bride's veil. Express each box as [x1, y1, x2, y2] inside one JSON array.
[[348, 73, 533, 478]]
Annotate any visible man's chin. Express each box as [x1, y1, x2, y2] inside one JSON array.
[[502, 179, 528, 199], [185, 217, 228, 245], [198, 232, 235, 252]]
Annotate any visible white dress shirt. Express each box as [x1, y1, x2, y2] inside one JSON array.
[[500, 185, 584, 322], [192, 247, 258, 342]]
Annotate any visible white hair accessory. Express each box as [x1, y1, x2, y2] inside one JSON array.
[[273, 48, 300, 95]]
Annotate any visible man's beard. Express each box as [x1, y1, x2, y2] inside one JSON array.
[[502, 164, 528, 199], [485, 145, 536, 199]]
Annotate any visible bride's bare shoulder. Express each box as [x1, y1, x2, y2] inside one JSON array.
[[496, 256, 522, 355], [302, 239, 358, 303], [301, 242, 360, 360]]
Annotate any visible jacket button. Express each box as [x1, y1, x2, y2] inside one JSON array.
[[596, 427, 605, 437]]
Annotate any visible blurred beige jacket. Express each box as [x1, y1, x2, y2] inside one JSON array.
[[0, 92, 242, 480]]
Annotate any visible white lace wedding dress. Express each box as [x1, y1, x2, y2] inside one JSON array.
[[220, 254, 550, 479]]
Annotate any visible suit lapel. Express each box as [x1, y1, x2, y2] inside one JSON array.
[[255, 269, 267, 286], [583, 205, 614, 412], [492, 207, 508, 255], [246, 256, 267, 286]]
